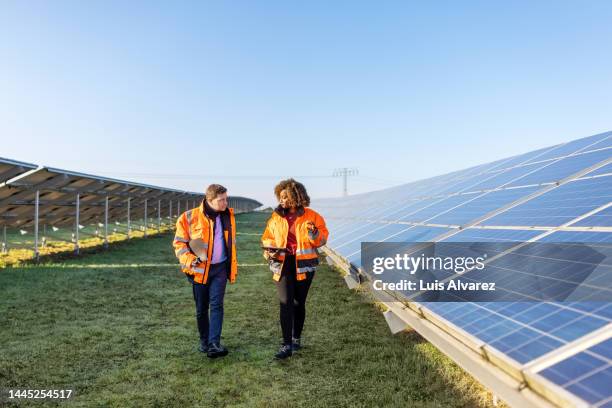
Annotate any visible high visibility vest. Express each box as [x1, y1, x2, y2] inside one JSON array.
[[173, 204, 237, 284], [261, 207, 328, 281]]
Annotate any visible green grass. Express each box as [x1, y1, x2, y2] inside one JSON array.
[[0, 219, 175, 267], [0, 212, 499, 407]]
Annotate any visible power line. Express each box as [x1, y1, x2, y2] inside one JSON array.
[[97, 172, 332, 180], [332, 167, 359, 196]]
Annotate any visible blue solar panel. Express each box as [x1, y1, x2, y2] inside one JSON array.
[[583, 162, 612, 178], [428, 186, 541, 226], [506, 148, 611, 187], [572, 207, 612, 227], [441, 228, 543, 242], [312, 132, 612, 407], [539, 338, 612, 406], [482, 176, 612, 227], [345, 226, 451, 267], [423, 301, 610, 364], [464, 161, 551, 192], [522, 131, 611, 163]]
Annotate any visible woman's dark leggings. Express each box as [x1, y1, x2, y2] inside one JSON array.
[[274, 255, 315, 346]]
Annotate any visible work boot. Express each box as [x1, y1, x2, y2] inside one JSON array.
[[274, 344, 293, 360], [207, 343, 229, 358], [198, 339, 208, 353]]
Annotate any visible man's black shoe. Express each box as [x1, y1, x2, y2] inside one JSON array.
[[275, 344, 293, 360], [198, 340, 208, 353], [207, 343, 229, 358], [291, 337, 301, 352]]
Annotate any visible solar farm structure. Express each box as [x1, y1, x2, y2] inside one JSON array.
[[313, 131, 612, 408], [0, 157, 262, 262]]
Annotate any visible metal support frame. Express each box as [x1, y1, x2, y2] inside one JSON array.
[[127, 197, 131, 239], [2, 225, 6, 253], [74, 192, 80, 255], [104, 196, 109, 248], [143, 198, 148, 238], [34, 190, 40, 261], [157, 199, 161, 233]]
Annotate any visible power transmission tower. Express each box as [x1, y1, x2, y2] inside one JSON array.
[[332, 168, 358, 197]]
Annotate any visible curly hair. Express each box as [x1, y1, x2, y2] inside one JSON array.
[[274, 178, 310, 208]]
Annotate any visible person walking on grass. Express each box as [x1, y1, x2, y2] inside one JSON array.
[[261, 179, 329, 359], [173, 184, 238, 358]]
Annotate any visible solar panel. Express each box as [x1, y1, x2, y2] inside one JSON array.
[[0, 160, 262, 256], [539, 337, 612, 406], [482, 176, 612, 227], [0, 157, 37, 184], [521, 130, 611, 163], [313, 131, 612, 408]]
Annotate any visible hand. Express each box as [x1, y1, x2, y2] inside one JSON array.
[[264, 249, 280, 261], [191, 257, 202, 267]]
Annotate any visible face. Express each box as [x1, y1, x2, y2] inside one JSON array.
[[208, 192, 228, 212], [279, 189, 293, 209]]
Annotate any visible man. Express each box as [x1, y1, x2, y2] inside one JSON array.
[[173, 184, 238, 358]]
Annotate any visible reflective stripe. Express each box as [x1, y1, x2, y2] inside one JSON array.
[[174, 237, 189, 243], [175, 247, 189, 256], [186, 209, 193, 224], [296, 248, 316, 256], [297, 266, 316, 273], [193, 267, 205, 274]]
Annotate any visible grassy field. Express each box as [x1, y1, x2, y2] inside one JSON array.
[[0, 212, 499, 407], [0, 220, 175, 267]]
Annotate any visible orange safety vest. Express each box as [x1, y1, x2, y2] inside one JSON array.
[[261, 206, 329, 281], [173, 203, 238, 284]]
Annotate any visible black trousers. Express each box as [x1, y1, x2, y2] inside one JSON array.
[[274, 255, 315, 345]]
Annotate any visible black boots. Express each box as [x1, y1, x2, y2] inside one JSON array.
[[198, 339, 208, 353], [275, 344, 293, 360], [207, 343, 229, 358], [274, 338, 302, 359]]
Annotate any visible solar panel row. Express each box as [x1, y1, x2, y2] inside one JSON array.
[[313, 131, 612, 407], [0, 157, 262, 256]]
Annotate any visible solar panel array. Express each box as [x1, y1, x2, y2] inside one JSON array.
[[313, 131, 612, 407], [0, 157, 262, 255]]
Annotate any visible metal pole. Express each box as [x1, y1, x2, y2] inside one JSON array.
[[143, 198, 148, 238], [169, 200, 172, 220], [75, 193, 80, 255], [177, 200, 181, 217], [34, 190, 40, 262], [104, 196, 109, 248], [127, 197, 131, 239], [157, 203, 160, 231], [2, 225, 6, 254]]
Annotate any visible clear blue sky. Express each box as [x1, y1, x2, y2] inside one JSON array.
[[1, 1, 611, 206]]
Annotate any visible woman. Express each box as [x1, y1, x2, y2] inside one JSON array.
[[261, 179, 329, 359]]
